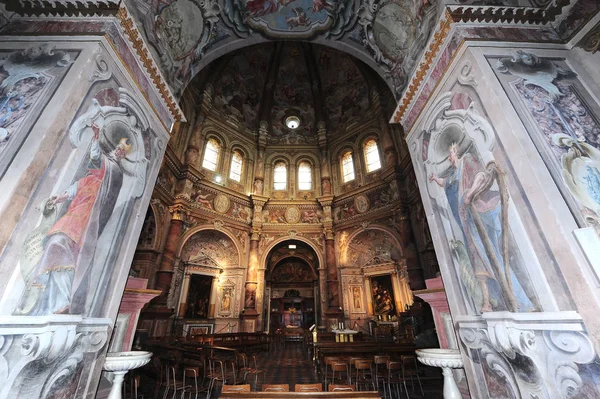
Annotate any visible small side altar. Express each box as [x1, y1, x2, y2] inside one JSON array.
[[331, 328, 359, 342]]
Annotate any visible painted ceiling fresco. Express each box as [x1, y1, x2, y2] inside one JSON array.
[[314, 45, 369, 131], [212, 44, 271, 127], [205, 42, 376, 137], [125, 0, 440, 100], [270, 43, 316, 142]]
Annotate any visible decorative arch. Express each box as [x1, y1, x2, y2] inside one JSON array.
[[180, 39, 396, 103], [177, 224, 243, 268], [260, 236, 324, 272], [340, 226, 403, 269]]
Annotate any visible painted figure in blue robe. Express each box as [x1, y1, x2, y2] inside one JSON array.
[[430, 143, 538, 313]]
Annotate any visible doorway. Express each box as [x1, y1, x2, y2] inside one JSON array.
[[263, 240, 320, 333]]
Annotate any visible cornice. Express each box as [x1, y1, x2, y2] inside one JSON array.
[[393, 10, 453, 124], [116, 6, 184, 122], [2, 0, 120, 17], [333, 178, 393, 204]]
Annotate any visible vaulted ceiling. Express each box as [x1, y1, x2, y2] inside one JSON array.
[[125, 0, 442, 100], [194, 42, 388, 140]]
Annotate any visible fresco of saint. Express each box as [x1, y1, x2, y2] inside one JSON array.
[[429, 142, 537, 313], [14, 123, 132, 316]]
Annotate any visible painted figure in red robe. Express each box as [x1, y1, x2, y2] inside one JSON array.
[[15, 123, 131, 316]]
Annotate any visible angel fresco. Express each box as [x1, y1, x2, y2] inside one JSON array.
[[14, 91, 150, 316]]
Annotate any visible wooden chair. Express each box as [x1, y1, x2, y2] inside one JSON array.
[[221, 384, 251, 392], [400, 355, 424, 397], [262, 384, 290, 392], [386, 360, 406, 399], [354, 360, 375, 392], [236, 352, 265, 391], [373, 355, 389, 395], [294, 383, 323, 392], [328, 384, 355, 392], [323, 357, 345, 390]]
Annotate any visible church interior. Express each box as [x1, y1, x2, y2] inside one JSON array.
[[0, 0, 599, 398]]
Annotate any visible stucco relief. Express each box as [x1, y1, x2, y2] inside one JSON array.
[[182, 229, 239, 267], [492, 50, 600, 234], [0, 45, 75, 176]]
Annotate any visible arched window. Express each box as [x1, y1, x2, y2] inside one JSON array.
[[364, 139, 382, 173], [202, 138, 220, 171], [273, 162, 287, 190], [298, 161, 312, 190], [341, 151, 355, 183], [229, 150, 243, 182]]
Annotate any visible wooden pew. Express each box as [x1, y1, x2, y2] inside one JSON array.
[[219, 391, 380, 398], [313, 342, 416, 374]]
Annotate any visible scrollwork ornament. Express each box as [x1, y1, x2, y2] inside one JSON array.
[[580, 21, 600, 53], [89, 52, 112, 83]]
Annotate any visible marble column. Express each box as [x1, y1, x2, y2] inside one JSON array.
[[177, 273, 192, 317], [318, 122, 332, 195], [154, 206, 186, 305], [244, 234, 260, 315], [253, 122, 268, 195], [372, 87, 399, 167], [394, 206, 426, 290], [324, 229, 342, 318]]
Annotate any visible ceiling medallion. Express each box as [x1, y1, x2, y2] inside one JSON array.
[[285, 116, 300, 130]]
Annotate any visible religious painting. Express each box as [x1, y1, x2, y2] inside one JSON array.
[[371, 275, 395, 316], [417, 92, 543, 315], [185, 274, 213, 319], [271, 261, 314, 282], [219, 279, 236, 316], [186, 323, 213, 336], [223, 0, 356, 39], [212, 44, 270, 126], [0, 45, 77, 176], [7, 86, 158, 318], [350, 285, 363, 312]]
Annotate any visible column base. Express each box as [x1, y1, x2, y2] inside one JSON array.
[[241, 311, 260, 332]]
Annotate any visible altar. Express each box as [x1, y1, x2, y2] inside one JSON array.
[[331, 328, 359, 342]]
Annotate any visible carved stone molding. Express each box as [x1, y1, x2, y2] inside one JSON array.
[[578, 20, 600, 53], [457, 312, 596, 399], [0, 316, 110, 398]]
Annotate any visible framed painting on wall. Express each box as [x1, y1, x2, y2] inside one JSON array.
[[185, 323, 213, 337], [370, 275, 395, 316], [349, 285, 364, 312]]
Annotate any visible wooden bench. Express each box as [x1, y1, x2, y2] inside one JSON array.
[[313, 342, 416, 374], [219, 392, 380, 398]]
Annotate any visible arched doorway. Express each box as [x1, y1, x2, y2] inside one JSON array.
[[264, 240, 320, 333]]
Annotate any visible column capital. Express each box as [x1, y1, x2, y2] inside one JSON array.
[[317, 195, 335, 206], [168, 204, 187, 221], [251, 194, 269, 207]]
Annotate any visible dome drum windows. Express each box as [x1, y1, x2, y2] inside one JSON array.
[[229, 150, 243, 182], [364, 138, 382, 173], [273, 161, 287, 190], [202, 138, 221, 171], [341, 151, 355, 183], [298, 161, 312, 191]]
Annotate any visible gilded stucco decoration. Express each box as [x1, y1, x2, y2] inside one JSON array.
[[182, 229, 239, 267]]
